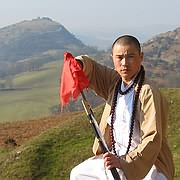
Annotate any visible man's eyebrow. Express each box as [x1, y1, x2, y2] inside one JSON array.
[[116, 52, 135, 56], [115, 54, 124, 57], [127, 53, 136, 55]]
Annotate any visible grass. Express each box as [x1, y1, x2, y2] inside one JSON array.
[[0, 87, 59, 121], [162, 88, 180, 178], [0, 61, 62, 122], [0, 89, 179, 179], [0, 112, 95, 180]]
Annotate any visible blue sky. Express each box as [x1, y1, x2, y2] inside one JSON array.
[[0, 0, 180, 49]]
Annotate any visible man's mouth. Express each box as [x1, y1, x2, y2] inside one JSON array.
[[122, 69, 128, 72]]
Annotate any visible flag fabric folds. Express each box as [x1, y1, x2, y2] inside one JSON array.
[[60, 52, 89, 107]]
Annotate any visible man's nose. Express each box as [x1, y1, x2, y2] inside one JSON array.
[[121, 57, 128, 66]]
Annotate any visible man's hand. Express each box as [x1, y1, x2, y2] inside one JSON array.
[[103, 152, 121, 169]]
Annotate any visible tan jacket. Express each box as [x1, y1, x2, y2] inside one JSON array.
[[77, 55, 174, 180]]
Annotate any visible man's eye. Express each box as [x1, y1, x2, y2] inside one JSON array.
[[117, 56, 123, 60], [127, 55, 134, 58]]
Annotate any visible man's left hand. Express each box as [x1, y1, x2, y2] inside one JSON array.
[[103, 152, 121, 169]]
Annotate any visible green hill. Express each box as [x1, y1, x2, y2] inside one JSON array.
[[0, 59, 103, 122], [0, 110, 96, 180], [0, 88, 179, 180], [0, 60, 61, 122]]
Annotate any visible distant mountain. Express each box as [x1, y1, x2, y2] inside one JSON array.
[[0, 17, 96, 63], [0, 17, 98, 78], [142, 27, 180, 87], [0, 17, 179, 87], [143, 27, 180, 62]]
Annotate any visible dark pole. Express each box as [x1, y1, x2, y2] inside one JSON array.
[[81, 91, 121, 180]]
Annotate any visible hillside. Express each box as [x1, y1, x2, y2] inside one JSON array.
[[0, 19, 179, 122], [142, 27, 180, 87], [0, 18, 179, 85], [143, 27, 180, 62], [0, 60, 103, 122], [0, 61, 61, 122], [0, 17, 97, 78], [0, 88, 179, 179], [0, 110, 95, 180], [0, 17, 96, 63]]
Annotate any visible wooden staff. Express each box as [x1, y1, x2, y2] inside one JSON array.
[[81, 91, 121, 180]]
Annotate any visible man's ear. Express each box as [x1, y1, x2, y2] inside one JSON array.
[[110, 53, 115, 67], [110, 53, 113, 60], [110, 53, 113, 62], [140, 52, 144, 62]]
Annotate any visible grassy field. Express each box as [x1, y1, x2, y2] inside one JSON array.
[[162, 88, 180, 179], [0, 88, 179, 179], [0, 61, 62, 122], [0, 111, 95, 180]]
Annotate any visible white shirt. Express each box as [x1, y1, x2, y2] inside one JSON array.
[[107, 81, 167, 180], [107, 80, 140, 156]]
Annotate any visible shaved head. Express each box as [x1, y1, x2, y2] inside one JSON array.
[[112, 35, 141, 54]]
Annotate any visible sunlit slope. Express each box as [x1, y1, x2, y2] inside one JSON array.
[[0, 110, 96, 180], [0, 89, 179, 179], [0, 60, 62, 122]]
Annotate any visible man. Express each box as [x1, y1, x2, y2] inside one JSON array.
[[70, 35, 174, 180]]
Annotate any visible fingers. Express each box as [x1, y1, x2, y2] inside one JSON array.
[[103, 152, 121, 169], [103, 152, 112, 158], [105, 159, 114, 170]]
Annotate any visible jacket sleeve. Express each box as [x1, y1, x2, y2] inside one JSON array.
[[75, 55, 119, 100], [119, 84, 167, 180]]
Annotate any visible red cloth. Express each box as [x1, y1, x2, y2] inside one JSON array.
[[60, 52, 89, 106]]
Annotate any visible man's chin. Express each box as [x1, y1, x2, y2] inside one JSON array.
[[121, 74, 130, 79]]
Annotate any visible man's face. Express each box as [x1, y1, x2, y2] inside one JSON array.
[[111, 43, 143, 84]]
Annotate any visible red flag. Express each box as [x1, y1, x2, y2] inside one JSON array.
[[60, 52, 89, 107]]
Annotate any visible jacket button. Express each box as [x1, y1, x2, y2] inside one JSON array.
[[137, 152, 142, 157]]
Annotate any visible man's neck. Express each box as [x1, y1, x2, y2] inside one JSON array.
[[122, 67, 141, 86], [122, 78, 133, 86]]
